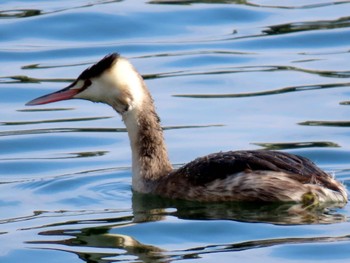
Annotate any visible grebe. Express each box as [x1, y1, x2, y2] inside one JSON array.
[[26, 53, 348, 205]]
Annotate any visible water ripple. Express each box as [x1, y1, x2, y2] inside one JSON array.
[[174, 82, 350, 98], [1, 116, 112, 126], [253, 141, 341, 150], [149, 0, 350, 10], [299, 120, 350, 127], [2, 1, 350, 262], [264, 16, 350, 35], [0, 124, 223, 137], [0, 9, 41, 19]]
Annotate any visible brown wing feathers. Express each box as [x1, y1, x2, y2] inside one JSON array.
[[174, 150, 338, 191]]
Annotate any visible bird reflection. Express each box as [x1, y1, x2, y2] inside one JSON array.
[[131, 192, 346, 224], [29, 193, 347, 263]]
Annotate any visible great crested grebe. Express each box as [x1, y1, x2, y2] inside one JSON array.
[[27, 53, 348, 205]]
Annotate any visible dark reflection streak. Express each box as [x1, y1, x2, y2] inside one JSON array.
[[183, 15, 350, 44], [258, 0, 350, 10], [149, 0, 350, 10], [0, 128, 127, 137], [142, 67, 264, 79], [29, 232, 350, 263], [0, 209, 132, 229], [23, 215, 134, 232], [17, 108, 74, 112], [292, 59, 322, 63], [143, 66, 350, 80], [0, 151, 109, 162], [175, 235, 350, 260], [300, 50, 349, 56], [264, 16, 350, 35], [0, 75, 73, 84], [138, 12, 350, 45], [340, 101, 350, 105], [30, 231, 165, 263], [275, 66, 350, 78], [1, 117, 112, 126], [22, 62, 93, 70], [0, 9, 41, 19], [164, 124, 223, 130], [40, 0, 123, 17], [0, 124, 223, 137], [299, 121, 350, 127], [143, 68, 262, 80], [253, 141, 340, 150], [0, 0, 122, 19], [174, 82, 350, 99], [135, 50, 255, 60]]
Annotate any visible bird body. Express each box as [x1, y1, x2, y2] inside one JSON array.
[[155, 150, 347, 203], [26, 53, 348, 205]]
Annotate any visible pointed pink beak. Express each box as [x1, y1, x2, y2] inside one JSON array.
[[26, 80, 85, 106]]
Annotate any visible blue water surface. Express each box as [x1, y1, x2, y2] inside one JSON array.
[[1, 0, 350, 262]]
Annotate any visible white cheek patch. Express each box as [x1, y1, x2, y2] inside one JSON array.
[[74, 57, 146, 111], [110, 58, 146, 108], [74, 77, 112, 103]]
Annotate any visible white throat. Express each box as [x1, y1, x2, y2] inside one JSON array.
[[122, 109, 145, 192]]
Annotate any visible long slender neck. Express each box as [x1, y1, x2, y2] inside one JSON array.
[[121, 90, 173, 193]]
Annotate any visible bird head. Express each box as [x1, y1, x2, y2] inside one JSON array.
[[26, 53, 145, 114]]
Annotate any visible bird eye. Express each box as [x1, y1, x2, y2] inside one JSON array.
[[85, 79, 92, 87], [82, 79, 92, 90]]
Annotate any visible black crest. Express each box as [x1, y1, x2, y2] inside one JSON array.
[[78, 53, 120, 80]]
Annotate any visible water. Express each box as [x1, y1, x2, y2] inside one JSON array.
[[1, 0, 350, 262]]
